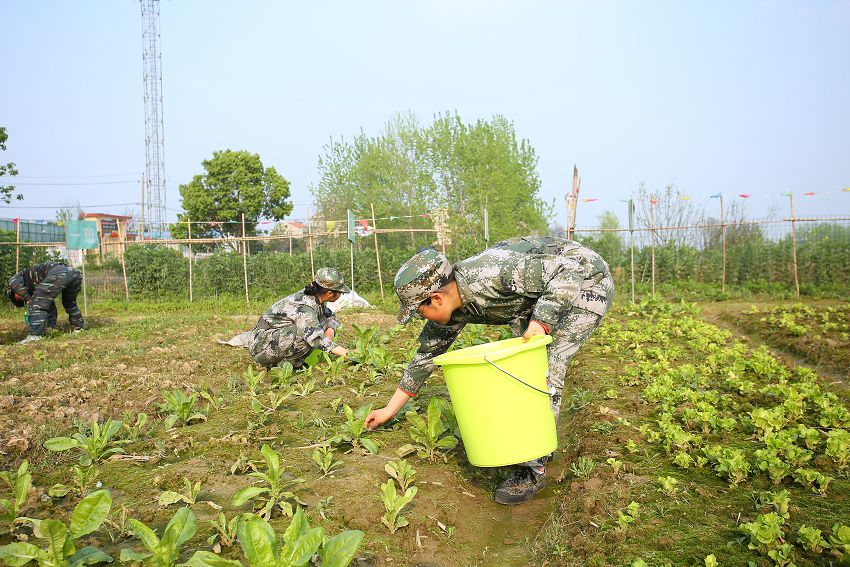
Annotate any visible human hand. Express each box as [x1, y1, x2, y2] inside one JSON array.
[[522, 320, 548, 341], [324, 328, 335, 339], [364, 408, 392, 430]]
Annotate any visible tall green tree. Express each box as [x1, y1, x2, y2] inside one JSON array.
[[1, 127, 21, 205], [170, 150, 292, 245]]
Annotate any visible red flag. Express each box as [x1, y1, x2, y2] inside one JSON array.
[[12, 218, 19, 224], [650, 199, 657, 205], [582, 198, 598, 203], [739, 194, 751, 198], [803, 192, 815, 196]]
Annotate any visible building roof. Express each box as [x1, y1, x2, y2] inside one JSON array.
[[81, 212, 132, 220]]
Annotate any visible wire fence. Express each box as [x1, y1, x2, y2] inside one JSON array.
[[2, 214, 849, 303]]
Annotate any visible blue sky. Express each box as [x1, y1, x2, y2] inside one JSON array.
[[2, 0, 849, 228]]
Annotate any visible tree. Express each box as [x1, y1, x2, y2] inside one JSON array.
[[635, 183, 702, 246], [55, 201, 82, 224], [1, 127, 21, 205], [170, 150, 292, 248]]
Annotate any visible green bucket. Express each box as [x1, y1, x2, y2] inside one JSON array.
[[433, 335, 557, 467]]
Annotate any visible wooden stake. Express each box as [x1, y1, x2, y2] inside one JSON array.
[[371, 203, 384, 298], [241, 213, 249, 305], [650, 197, 656, 296], [307, 207, 315, 280], [118, 220, 129, 301], [567, 165, 580, 239], [789, 192, 800, 298], [188, 218, 194, 302], [15, 217, 21, 272], [720, 195, 727, 292]]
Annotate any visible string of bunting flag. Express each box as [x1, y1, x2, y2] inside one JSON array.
[[575, 187, 850, 204]]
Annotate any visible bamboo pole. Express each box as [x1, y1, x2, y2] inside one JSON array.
[[371, 203, 384, 298], [140, 174, 145, 241], [188, 218, 194, 302], [307, 207, 315, 280], [15, 218, 21, 272], [118, 220, 129, 301], [719, 195, 727, 292], [241, 213, 249, 305], [789, 192, 800, 298], [650, 196, 656, 296], [567, 165, 580, 239], [628, 199, 635, 303]]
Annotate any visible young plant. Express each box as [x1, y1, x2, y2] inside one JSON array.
[[232, 444, 305, 519], [0, 460, 33, 532], [205, 512, 238, 550], [615, 501, 640, 532], [569, 457, 596, 480], [757, 489, 790, 520], [209, 509, 363, 567], [606, 458, 623, 476], [829, 524, 850, 561], [244, 366, 266, 397], [120, 507, 196, 567], [291, 379, 317, 398], [380, 480, 417, 534], [754, 449, 792, 485], [739, 512, 785, 556], [793, 467, 832, 495], [43, 419, 128, 466], [0, 489, 113, 567], [121, 412, 149, 441], [405, 398, 458, 462], [714, 448, 750, 486], [158, 477, 201, 507], [385, 459, 417, 492], [320, 352, 349, 386], [269, 362, 295, 388], [825, 429, 850, 469], [657, 476, 678, 498], [797, 525, 829, 553], [158, 389, 207, 428], [672, 451, 694, 469], [312, 446, 343, 478], [329, 404, 378, 455]]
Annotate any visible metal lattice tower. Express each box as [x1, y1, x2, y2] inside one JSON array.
[[140, 0, 166, 238]]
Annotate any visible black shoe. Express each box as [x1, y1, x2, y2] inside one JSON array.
[[494, 467, 545, 505]]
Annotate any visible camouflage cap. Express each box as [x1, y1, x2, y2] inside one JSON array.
[[315, 267, 350, 293], [393, 248, 453, 324]]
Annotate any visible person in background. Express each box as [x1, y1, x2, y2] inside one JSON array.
[[249, 267, 356, 369], [364, 235, 613, 505], [5, 261, 85, 344]]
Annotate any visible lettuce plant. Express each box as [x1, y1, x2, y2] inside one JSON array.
[[793, 468, 832, 495], [385, 459, 417, 492], [312, 446, 343, 478], [380, 480, 417, 534], [829, 524, 850, 562], [656, 476, 678, 498], [825, 429, 850, 469], [120, 507, 196, 567], [158, 390, 207, 428], [0, 460, 33, 532], [714, 448, 750, 486], [329, 404, 378, 455], [232, 444, 305, 519], [44, 419, 128, 466], [405, 398, 458, 462], [0, 489, 113, 567], [797, 525, 829, 553], [158, 477, 201, 507]]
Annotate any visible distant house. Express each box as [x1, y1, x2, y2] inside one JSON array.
[[80, 212, 135, 263], [282, 220, 307, 236]]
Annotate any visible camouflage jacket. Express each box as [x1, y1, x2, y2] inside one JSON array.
[[7, 262, 67, 302], [253, 290, 342, 353], [399, 236, 613, 396]]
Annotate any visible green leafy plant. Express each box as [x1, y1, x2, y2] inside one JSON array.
[[754, 449, 792, 485], [0, 460, 33, 532], [232, 444, 305, 519], [191, 509, 363, 567], [714, 448, 750, 486], [244, 366, 266, 397], [0, 489, 113, 567], [329, 404, 378, 455], [615, 501, 640, 532], [672, 451, 694, 469], [43, 419, 128, 466], [793, 467, 832, 495], [606, 457, 623, 476], [569, 456, 596, 479], [248, 389, 293, 430], [380, 480, 417, 534], [740, 512, 786, 556], [797, 524, 829, 553], [657, 476, 678, 498], [405, 398, 458, 462], [312, 446, 343, 478], [205, 512, 238, 550], [121, 412, 149, 441], [757, 489, 790, 521], [825, 429, 850, 470], [120, 507, 196, 567], [291, 379, 317, 398], [158, 477, 201, 507], [829, 523, 850, 562], [385, 459, 417, 492], [269, 362, 295, 388], [320, 352, 349, 386], [157, 390, 207, 428]]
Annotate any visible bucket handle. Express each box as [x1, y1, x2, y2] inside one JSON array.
[[483, 355, 555, 397]]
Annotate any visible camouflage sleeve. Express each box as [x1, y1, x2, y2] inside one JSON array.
[[7, 273, 30, 302], [399, 321, 465, 396], [525, 256, 587, 327], [325, 316, 342, 331], [297, 309, 339, 352]]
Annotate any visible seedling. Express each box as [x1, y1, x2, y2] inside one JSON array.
[[158, 477, 201, 507], [121, 412, 149, 441], [244, 365, 266, 397], [312, 446, 343, 477], [157, 389, 207, 428], [206, 512, 238, 550], [198, 388, 226, 411], [825, 429, 850, 469], [0, 460, 33, 532], [714, 448, 750, 486], [657, 476, 678, 497], [385, 459, 417, 492], [232, 444, 305, 519], [793, 467, 832, 495], [120, 507, 196, 567], [615, 501, 640, 532], [797, 525, 829, 553], [570, 457, 596, 480], [829, 524, 850, 561], [672, 451, 694, 469], [44, 418, 129, 466], [320, 351, 349, 386], [405, 398, 458, 462], [0, 489, 113, 567], [757, 489, 790, 520], [292, 379, 317, 398], [606, 458, 623, 476], [198, 509, 364, 567], [380, 480, 417, 534], [269, 362, 295, 388], [329, 404, 379, 455]]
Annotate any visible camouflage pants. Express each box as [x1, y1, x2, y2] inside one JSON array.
[[521, 303, 610, 470], [28, 266, 84, 336], [249, 327, 311, 369]]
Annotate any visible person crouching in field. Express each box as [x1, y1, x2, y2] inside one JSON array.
[[5, 261, 85, 344], [364, 236, 614, 505], [249, 267, 356, 369]]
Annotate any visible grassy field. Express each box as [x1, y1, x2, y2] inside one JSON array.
[[0, 296, 848, 566]]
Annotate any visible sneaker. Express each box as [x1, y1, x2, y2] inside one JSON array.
[[73, 328, 83, 333], [494, 467, 545, 505], [19, 335, 43, 345]]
